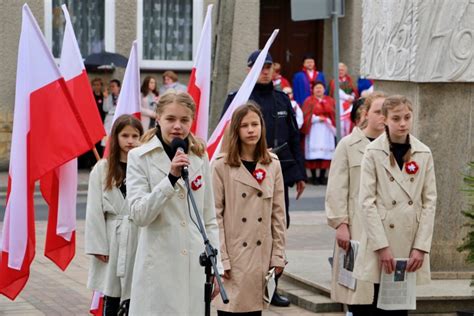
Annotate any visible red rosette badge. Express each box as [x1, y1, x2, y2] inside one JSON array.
[[252, 169, 266, 184], [405, 161, 419, 175], [191, 175, 203, 190]]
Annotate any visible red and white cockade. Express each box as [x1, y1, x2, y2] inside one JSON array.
[[405, 161, 419, 175], [252, 169, 266, 184], [191, 175, 203, 191]]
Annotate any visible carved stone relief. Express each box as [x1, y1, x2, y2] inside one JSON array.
[[361, 0, 474, 82]]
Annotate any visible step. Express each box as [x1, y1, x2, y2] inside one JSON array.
[[278, 275, 343, 313]]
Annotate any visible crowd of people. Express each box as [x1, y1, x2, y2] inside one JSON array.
[[83, 50, 435, 316]]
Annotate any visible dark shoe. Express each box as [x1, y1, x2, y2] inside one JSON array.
[[318, 177, 328, 185], [271, 292, 290, 307]]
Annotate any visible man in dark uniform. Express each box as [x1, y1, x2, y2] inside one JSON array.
[[222, 50, 306, 307]]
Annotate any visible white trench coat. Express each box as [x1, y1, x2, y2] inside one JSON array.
[[353, 133, 437, 285], [325, 127, 374, 304], [126, 136, 222, 316], [85, 159, 139, 300]]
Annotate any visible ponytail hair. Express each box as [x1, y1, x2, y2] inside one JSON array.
[[140, 89, 206, 157]]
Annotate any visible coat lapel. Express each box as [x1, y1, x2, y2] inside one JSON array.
[[233, 163, 262, 192], [377, 134, 414, 200], [350, 127, 370, 155]]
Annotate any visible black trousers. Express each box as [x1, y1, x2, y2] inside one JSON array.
[[103, 296, 120, 316], [349, 284, 408, 316]]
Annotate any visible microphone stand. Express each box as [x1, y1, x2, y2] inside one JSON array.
[[182, 170, 229, 316]]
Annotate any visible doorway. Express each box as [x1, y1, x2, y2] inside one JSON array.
[[259, 0, 325, 82]]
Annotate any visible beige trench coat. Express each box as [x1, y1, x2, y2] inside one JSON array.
[[126, 136, 222, 316], [325, 127, 374, 304], [353, 133, 437, 285], [211, 153, 286, 312], [85, 159, 138, 300]]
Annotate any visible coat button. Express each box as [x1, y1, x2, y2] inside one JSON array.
[[256, 240, 262, 246], [257, 191, 263, 197], [389, 224, 395, 229], [410, 177, 415, 182], [242, 217, 247, 223], [181, 221, 186, 227], [390, 177, 394, 182], [182, 249, 188, 255], [258, 217, 262, 222], [392, 200, 396, 205], [242, 193, 247, 198], [178, 193, 185, 199], [243, 242, 247, 247], [408, 201, 413, 205]]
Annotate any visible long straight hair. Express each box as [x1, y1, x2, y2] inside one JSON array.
[[224, 102, 272, 167], [141, 90, 206, 157], [105, 114, 144, 190], [383, 95, 414, 167]]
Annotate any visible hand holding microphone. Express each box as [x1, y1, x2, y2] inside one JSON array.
[[170, 138, 189, 179]]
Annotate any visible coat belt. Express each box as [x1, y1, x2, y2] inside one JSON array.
[[106, 213, 130, 278]]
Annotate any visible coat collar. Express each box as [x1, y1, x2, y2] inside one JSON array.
[[233, 160, 273, 198], [135, 135, 204, 190], [348, 127, 370, 154], [370, 133, 429, 200]]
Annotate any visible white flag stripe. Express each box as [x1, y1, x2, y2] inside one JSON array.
[[1, 4, 63, 269], [193, 4, 213, 140], [208, 29, 279, 160], [114, 41, 141, 121], [56, 5, 80, 241]]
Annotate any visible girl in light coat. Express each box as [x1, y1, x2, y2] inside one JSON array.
[[85, 114, 144, 315], [140, 76, 159, 131], [326, 92, 386, 315], [212, 103, 286, 315], [353, 95, 437, 315], [126, 90, 221, 315]]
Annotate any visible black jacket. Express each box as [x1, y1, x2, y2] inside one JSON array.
[[222, 82, 306, 186]]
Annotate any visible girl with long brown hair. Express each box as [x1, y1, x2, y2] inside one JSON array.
[[126, 90, 221, 315], [353, 95, 437, 314], [85, 114, 143, 315], [140, 76, 159, 131], [212, 103, 286, 315]]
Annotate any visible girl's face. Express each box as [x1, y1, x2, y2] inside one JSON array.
[[313, 84, 325, 98], [118, 125, 141, 156], [148, 78, 156, 91], [109, 82, 120, 96], [366, 98, 385, 132], [157, 102, 193, 145], [384, 104, 413, 141], [238, 111, 261, 147], [163, 76, 174, 86]]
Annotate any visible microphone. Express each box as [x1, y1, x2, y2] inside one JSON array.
[[171, 138, 189, 179]]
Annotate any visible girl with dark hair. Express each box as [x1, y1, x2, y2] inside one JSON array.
[[140, 76, 159, 131], [126, 90, 221, 315], [353, 95, 437, 315], [85, 114, 144, 315], [212, 103, 286, 315]]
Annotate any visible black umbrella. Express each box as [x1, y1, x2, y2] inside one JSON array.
[[84, 51, 128, 71]]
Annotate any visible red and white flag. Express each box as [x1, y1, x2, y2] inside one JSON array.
[[103, 41, 141, 157], [39, 5, 105, 271], [0, 4, 100, 300], [89, 291, 105, 315], [207, 30, 279, 160], [188, 4, 213, 141]]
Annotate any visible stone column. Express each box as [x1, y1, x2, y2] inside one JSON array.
[[361, 0, 474, 275]]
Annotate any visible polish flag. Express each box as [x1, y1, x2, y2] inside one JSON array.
[[40, 5, 106, 271], [188, 5, 213, 141], [89, 291, 104, 315], [207, 30, 279, 160], [103, 41, 141, 157], [0, 4, 100, 300]]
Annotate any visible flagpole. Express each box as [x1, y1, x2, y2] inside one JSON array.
[[92, 148, 101, 161]]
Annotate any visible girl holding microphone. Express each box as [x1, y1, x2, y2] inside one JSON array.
[[126, 90, 221, 315]]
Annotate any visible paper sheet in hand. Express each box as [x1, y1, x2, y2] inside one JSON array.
[[264, 268, 276, 304], [337, 240, 359, 290], [377, 258, 416, 310]]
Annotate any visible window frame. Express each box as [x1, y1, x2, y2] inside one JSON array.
[[137, 0, 203, 70], [44, 0, 115, 58]]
